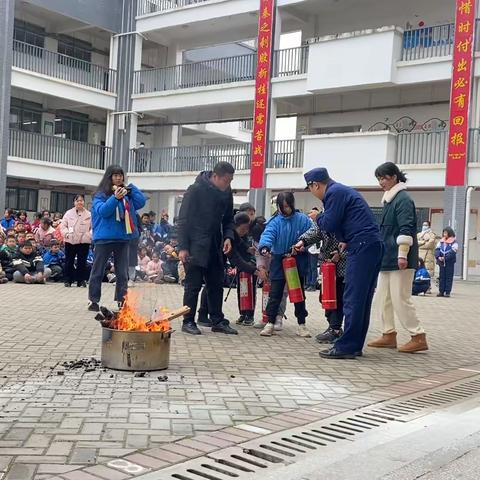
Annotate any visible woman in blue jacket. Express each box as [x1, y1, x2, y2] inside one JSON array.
[[88, 165, 146, 311], [435, 226, 458, 298], [258, 192, 312, 338]]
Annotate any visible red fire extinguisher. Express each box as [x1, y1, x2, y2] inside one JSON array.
[[239, 272, 254, 311], [321, 262, 337, 310], [283, 256, 304, 303], [261, 281, 270, 324]]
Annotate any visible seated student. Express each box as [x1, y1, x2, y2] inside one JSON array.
[[412, 258, 431, 296], [25, 232, 35, 243], [161, 244, 179, 283], [31, 213, 42, 233], [0, 248, 11, 283], [35, 217, 56, 248], [145, 252, 163, 283], [43, 240, 65, 282], [16, 232, 26, 249], [136, 246, 150, 281], [12, 240, 49, 284], [2, 235, 17, 255]]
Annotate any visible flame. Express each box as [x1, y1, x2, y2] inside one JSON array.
[[110, 291, 171, 332]]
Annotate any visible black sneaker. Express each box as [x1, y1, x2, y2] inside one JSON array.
[[77, 280, 87, 288], [315, 328, 343, 344], [236, 315, 246, 325], [64, 282, 71, 287], [243, 316, 254, 326], [182, 322, 202, 335], [319, 347, 356, 359], [88, 301, 100, 312], [212, 321, 238, 335], [198, 317, 212, 327]]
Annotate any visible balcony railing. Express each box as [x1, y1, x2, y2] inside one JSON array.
[[128, 140, 304, 173], [137, 0, 209, 16], [9, 129, 112, 170], [396, 131, 448, 165], [402, 19, 480, 61], [134, 46, 309, 94], [12, 40, 117, 93]]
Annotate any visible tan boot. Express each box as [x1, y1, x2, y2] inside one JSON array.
[[367, 332, 397, 348], [398, 333, 428, 353]]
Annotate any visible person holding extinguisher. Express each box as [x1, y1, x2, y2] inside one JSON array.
[[302, 167, 384, 359], [296, 224, 347, 344], [258, 192, 312, 337]]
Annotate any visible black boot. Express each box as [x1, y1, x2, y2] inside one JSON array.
[[182, 322, 202, 335]]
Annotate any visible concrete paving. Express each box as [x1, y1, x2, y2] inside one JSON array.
[[0, 280, 478, 479]]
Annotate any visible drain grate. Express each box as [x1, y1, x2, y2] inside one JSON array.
[[160, 376, 480, 480]]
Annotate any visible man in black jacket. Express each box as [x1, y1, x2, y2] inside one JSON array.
[[177, 162, 237, 335]]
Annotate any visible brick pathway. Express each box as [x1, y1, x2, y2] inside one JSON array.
[[0, 281, 478, 479]]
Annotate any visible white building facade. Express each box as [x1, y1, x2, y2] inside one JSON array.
[[1, 0, 479, 277]]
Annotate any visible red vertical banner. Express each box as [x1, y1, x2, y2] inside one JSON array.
[[446, 0, 476, 186], [250, 0, 276, 189]]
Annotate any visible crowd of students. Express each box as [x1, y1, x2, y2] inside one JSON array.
[[0, 205, 183, 287]]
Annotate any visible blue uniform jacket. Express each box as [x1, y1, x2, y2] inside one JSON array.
[[43, 250, 65, 266], [259, 211, 311, 281], [316, 181, 381, 247], [92, 184, 146, 242]]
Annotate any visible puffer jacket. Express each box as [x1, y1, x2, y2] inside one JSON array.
[[60, 207, 92, 245], [435, 237, 458, 265]]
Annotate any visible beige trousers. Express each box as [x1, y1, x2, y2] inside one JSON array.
[[373, 269, 425, 336]]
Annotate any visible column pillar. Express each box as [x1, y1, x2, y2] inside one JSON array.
[[443, 186, 467, 276], [0, 0, 14, 214], [111, 0, 138, 173]]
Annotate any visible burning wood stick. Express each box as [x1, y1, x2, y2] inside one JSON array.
[[146, 306, 190, 326]]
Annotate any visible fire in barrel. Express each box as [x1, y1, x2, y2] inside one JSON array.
[[96, 291, 189, 371]]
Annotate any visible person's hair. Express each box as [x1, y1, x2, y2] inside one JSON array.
[[311, 207, 319, 212], [97, 164, 125, 195], [418, 258, 425, 268], [213, 162, 235, 177], [423, 220, 431, 227], [152, 252, 159, 258], [276, 192, 296, 215], [239, 202, 255, 213], [34, 212, 42, 220], [374, 162, 407, 183], [234, 212, 251, 227], [22, 240, 33, 248], [251, 216, 266, 242], [148, 211, 156, 217], [17, 232, 26, 237], [50, 240, 59, 247], [74, 194, 85, 202], [42, 210, 50, 216], [41, 217, 52, 226], [443, 226, 455, 238], [5, 208, 14, 216], [141, 213, 150, 219], [6, 235, 15, 241], [17, 210, 27, 218]]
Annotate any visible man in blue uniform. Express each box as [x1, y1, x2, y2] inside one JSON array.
[[297, 168, 384, 359]]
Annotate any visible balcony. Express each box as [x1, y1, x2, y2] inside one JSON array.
[[396, 131, 448, 165], [137, 0, 209, 15], [134, 46, 309, 94], [128, 139, 304, 173], [12, 40, 116, 93], [9, 129, 112, 170]]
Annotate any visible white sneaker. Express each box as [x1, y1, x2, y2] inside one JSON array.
[[274, 316, 283, 331], [260, 323, 275, 336], [128, 280, 135, 288], [296, 325, 311, 338]]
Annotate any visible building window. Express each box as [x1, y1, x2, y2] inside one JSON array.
[[57, 35, 92, 70], [9, 98, 42, 134], [54, 111, 89, 142], [50, 192, 78, 213], [6, 187, 38, 211], [13, 20, 45, 50]]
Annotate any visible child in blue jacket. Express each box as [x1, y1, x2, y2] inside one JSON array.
[[412, 258, 431, 296], [258, 192, 312, 338], [434, 226, 458, 297]]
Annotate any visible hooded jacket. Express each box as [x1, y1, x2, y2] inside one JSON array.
[[91, 184, 146, 242], [259, 211, 311, 281], [379, 182, 419, 271], [177, 171, 234, 268]]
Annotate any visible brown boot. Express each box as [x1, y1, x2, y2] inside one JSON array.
[[398, 333, 428, 353], [367, 332, 397, 348]]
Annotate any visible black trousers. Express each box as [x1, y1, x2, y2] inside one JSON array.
[[183, 254, 225, 326], [89, 242, 129, 303], [266, 276, 307, 325], [325, 276, 345, 330], [65, 243, 90, 285]]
